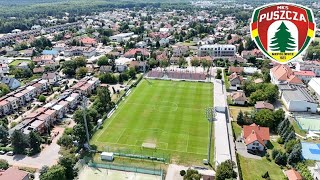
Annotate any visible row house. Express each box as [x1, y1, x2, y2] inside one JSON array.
[[33, 55, 55, 66]]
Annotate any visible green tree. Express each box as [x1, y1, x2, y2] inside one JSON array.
[[191, 59, 200, 67], [62, 61, 76, 77], [238, 41, 244, 55], [274, 152, 287, 166], [253, 109, 274, 128], [76, 67, 88, 79], [11, 130, 28, 154], [38, 95, 46, 103], [178, 57, 187, 68], [57, 135, 73, 148], [0, 84, 10, 96], [97, 56, 109, 66], [0, 159, 9, 170], [29, 131, 42, 155], [59, 153, 78, 179], [227, 34, 232, 40], [74, 57, 87, 68], [288, 144, 302, 166], [237, 110, 244, 125], [216, 69, 222, 79], [40, 165, 66, 180], [183, 169, 201, 180], [147, 58, 158, 68], [0, 125, 8, 144], [270, 22, 296, 52], [128, 67, 136, 79], [216, 160, 237, 180], [93, 87, 114, 115], [156, 41, 160, 48]]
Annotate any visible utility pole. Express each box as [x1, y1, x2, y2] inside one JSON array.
[[205, 107, 215, 164], [82, 96, 91, 150]]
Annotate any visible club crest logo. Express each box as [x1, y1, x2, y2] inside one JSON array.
[[250, 3, 315, 64]]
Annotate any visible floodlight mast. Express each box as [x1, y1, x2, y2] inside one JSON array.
[[205, 107, 215, 164], [82, 96, 91, 150]]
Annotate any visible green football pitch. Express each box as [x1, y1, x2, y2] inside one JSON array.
[[91, 79, 213, 165]]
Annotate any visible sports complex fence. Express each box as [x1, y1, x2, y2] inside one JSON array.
[[87, 162, 164, 178]]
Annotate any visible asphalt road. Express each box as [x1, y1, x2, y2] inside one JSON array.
[[0, 127, 64, 169]]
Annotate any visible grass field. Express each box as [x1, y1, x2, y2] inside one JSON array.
[[92, 79, 213, 165], [238, 155, 285, 180], [9, 59, 31, 66]]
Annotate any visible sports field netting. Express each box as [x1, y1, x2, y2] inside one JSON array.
[[294, 114, 320, 132], [91, 79, 214, 165]]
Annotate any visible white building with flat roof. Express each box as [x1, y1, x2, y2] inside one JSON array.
[[110, 32, 134, 43], [198, 44, 236, 57], [308, 78, 320, 100]]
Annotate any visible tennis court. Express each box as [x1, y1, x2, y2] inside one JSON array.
[[301, 142, 320, 161], [294, 113, 320, 132]]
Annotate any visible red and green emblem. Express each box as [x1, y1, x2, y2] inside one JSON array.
[[251, 3, 315, 63]]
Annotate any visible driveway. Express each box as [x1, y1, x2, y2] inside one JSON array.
[[235, 139, 262, 160], [0, 127, 64, 169]]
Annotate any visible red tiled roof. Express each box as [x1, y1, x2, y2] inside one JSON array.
[[255, 101, 274, 110], [287, 75, 303, 85], [231, 91, 246, 101], [81, 37, 96, 45], [294, 70, 316, 77], [271, 64, 293, 81], [285, 169, 302, 180], [124, 48, 150, 57], [0, 167, 29, 180], [0, 100, 8, 106], [228, 66, 244, 74], [244, 130, 265, 146], [243, 123, 269, 145]]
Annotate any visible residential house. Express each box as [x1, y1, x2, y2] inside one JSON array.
[[172, 45, 189, 57], [44, 109, 57, 123], [16, 62, 29, 69], [14, 92, 26, 106], [52, 42, 66, 52], [285, 169, 302, 180], [294, 71, 316, 83], [228, 66, 244, 74], [124, 48, 150, 59], [6, 96, 19, 110], [81, 37, 97, 47], [0, 64, 9, 76], [279, 84, 317, 113], [33, 67, 45, 74], [230, 91, 247, 105], [0, 167, 30, 180], [136, 41, 147, 48], [241, 48, 264, 59], [29, 120, 46, 134], [129, 61, 147, 72], [115, 57, 134, 72], [296, 61, 320, 77], [33, 55, 55, 66], [0, 100, 10, 115], [243, 123, 270, 151], [0, 76, 21, 90], [66, 93, 80, 109], [270, 64, 303, 85], [52, 104, 65, 119], [254, 101, 274, 111], [99, 66, 113, 73], [42, 50, 58, 57], [42, 72, 60, 84], [83, 47, 96, 57], [228, 72, 243, 90]]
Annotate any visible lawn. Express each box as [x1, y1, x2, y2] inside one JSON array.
[[291, 118, 307, 137], [91, 79, 214, 165], [231, 122, 242, 139], [9, 59, 31, 66], [223, 71, 230, 90], [315, 37, 320, 42], [238, 154, 285, 180], [229, 106, 253, 121]]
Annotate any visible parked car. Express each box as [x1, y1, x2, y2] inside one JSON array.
[[6, 151, 14, 156], [0, 151, 5, 155]]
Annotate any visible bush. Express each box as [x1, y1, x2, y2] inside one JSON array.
[[0, 147, 13, 152], [261, 171, 270, 179], [271, 149, 280, 160], [266, 152, 271, 161], [0, 159, 9, 170], [180, 170, 186, 176], [277, 137, 284, 144], [10, 122, 17, 128]]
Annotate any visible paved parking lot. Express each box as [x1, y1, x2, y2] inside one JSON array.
[[0, 127, 64, 169]]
